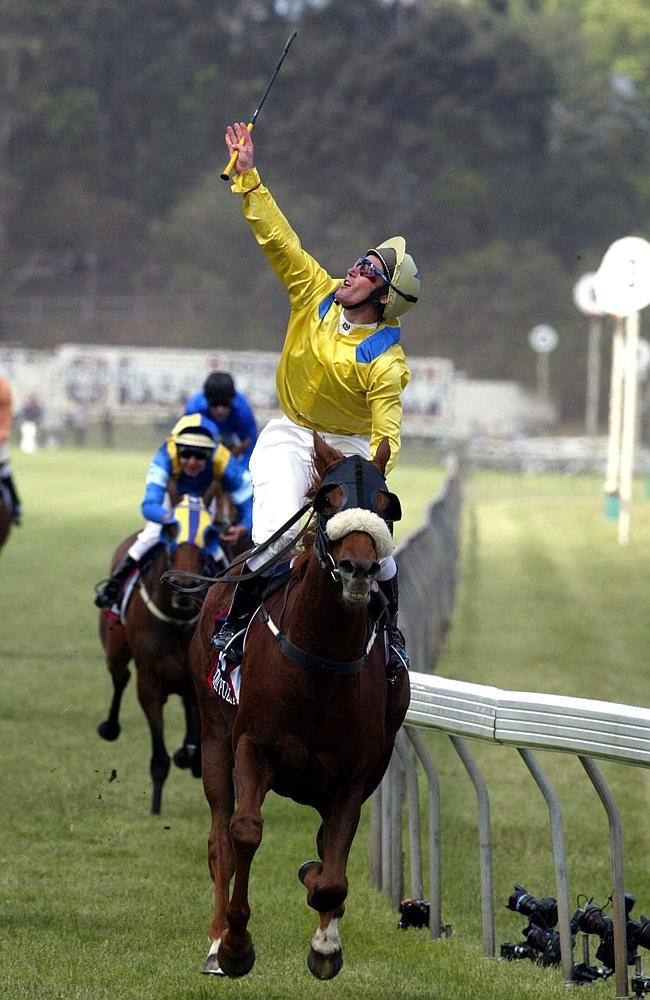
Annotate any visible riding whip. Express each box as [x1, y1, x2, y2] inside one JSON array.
[[220, 31, 297, 181]]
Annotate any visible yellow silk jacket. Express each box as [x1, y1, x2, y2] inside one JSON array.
[[231, 168, 410, 473]]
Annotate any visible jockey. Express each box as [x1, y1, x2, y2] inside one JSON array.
[[184, 371, 258, 468], [0, 375, 22, 525], [211, 123, 420, 674], [94, 413, 253, 609]]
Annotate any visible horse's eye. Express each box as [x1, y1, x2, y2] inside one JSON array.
[[322, 487, 343, 512]]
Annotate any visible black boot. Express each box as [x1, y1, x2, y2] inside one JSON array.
[[94, 555, 138, 609], [209, 572, 268, 662], [378, 573, 410, 676], [1, 474, 21, 526]]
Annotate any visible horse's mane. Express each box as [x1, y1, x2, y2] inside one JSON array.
[[291, 535, 314, 579]]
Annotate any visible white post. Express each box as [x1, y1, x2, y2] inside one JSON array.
[[604, 320, 625, 499], [585, 317, 602, 436], [618, 311, 640, 545], [537, 352, 550, 402]]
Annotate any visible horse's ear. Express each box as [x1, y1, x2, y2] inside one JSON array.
[[312, 431, 343, 476], [373, 438, 391, 478]]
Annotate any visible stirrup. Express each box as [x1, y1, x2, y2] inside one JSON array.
[[94, 580, 119, 609], [386, 626, 410, 679], [210, 624, 246, 663]]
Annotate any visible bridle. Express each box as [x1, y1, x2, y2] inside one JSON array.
[[258, 454, 398, 673], [141, 541, 212, 628]]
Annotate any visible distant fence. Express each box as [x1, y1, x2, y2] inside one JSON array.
[[467, 435, 650, 475], [394, 455, 462, 671], [373, 462, 649, 997]]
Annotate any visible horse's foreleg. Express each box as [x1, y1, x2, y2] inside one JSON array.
[[200, 713, 235, 976], [173, 692, 201, 777], [97, 635, 131, 742], [136, 672, 170, 815], [299, 792, 363, 980], [217, 733, 273, 978]]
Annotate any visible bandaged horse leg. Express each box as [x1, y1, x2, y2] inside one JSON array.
[[298, 791, 364, 980]]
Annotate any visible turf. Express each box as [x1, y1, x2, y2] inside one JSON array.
[[2, 446, 650, 998]]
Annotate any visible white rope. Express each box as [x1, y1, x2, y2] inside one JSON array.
[[138, 579, 200, 627]]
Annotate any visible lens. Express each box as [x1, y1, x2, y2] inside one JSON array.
[[636, 916, 650, 951], [577, 904, 610, 937], [397, 899, 429, 929], [179, 448, 210, 460], [524, 924, 562, 965], [507, 886, 558, 928]]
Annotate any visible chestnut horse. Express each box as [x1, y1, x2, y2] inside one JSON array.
[[189, 434, 410, 979], [98, 495, 221, 814]]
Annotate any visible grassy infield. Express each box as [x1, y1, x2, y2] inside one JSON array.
[[2, 446, 650, 999]]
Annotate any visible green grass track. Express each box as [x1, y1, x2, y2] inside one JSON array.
[[2, 446, 650, 998]]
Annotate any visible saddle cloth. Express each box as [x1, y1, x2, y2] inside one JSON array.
[[208, 654, 242, 706]]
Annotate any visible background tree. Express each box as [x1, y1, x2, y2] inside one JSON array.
[[3, 0, 650, 422]]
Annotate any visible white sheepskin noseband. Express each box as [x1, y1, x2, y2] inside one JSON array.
[[324, 509, 394, 560]]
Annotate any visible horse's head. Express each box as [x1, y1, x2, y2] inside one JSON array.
[[161, 495, 224, 612], [308, 434, 400, 605]]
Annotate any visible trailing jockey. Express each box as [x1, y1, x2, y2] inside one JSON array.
[[94, 414, 253, 610], [184, 371, 258, 469]]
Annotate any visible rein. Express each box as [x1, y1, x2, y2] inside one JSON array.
[[137, 577, 201, 627], [162, 502, 314, 592]]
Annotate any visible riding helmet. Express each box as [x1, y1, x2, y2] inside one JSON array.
[[367, 237, 420, 321], [204, 372, 235, 406]]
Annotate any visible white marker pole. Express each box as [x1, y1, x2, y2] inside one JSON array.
[[604, 320, 625, 503], [585, 316, 602, 436], [618, 310, 640, 545]]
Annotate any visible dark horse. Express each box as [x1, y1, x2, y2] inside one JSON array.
[[0, 482, 12, 553], [189, 433, 410, 979], [98, 495, 220, 814]]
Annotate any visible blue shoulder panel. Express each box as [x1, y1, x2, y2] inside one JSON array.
[[318, 292, 337, 320], [355, 325, 401, 364]]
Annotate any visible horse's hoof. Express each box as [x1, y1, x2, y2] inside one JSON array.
[[97, 720, 120, 741], [201, 953, 225, 976], [298, 860, 320, 886], [216, 943, 255, 978], [173, 746, 192, 769], [307, 946, 343, 980]]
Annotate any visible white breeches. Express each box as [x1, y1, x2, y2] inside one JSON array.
[[0, 440, 9, 469], [247, 415, 396, 579]]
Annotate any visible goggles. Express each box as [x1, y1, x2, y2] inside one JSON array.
[[353, 256, 388, 283], [353, 255, 418, 305], [178, 447, 212, 461]]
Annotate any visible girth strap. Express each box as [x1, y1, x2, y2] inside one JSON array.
[[261, 606, 379, 675]]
